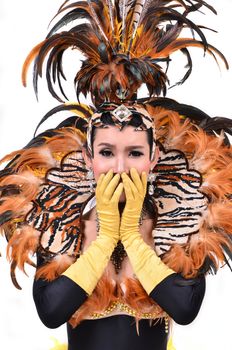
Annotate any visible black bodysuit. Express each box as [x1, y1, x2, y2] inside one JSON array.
[[33, 267, 205, 350]]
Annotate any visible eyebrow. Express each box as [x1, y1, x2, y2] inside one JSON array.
[[97, 142, 145, 150]]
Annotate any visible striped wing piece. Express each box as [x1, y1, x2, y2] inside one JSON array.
[[153, 148, 208, 256], [26, 151, 93, 258]]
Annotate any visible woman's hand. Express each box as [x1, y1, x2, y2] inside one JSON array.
[[119, 168, 174, 295], [120, 168, 147, 247], [96, 169, 123, 245], [62, 170, 124, 295]]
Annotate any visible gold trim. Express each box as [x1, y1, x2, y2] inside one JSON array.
[[91, 301, 167, 320]]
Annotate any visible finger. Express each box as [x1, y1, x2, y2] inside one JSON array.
[[121, 173, 135, 200], [111, 182, 124, 202], [123, 172, 138, 196], [99, 169, 113, 193], [104, 173, 121, 199], [130, 168, 143, 194]]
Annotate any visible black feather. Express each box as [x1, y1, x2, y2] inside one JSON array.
[[46, 6, 91, 38], [144, 97, 232, 145], [0, 210, 13, 226], [153, 8, 208, 53], [33, 103, 92, 136], [98, 42, 109, 64], [10, 262, 22, 290], [169, 47, 192, 88], [0, 185, 20, 197], [0, 168, 15, 179]]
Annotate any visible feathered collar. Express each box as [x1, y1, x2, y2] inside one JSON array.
[[1, 105, 231, 289]]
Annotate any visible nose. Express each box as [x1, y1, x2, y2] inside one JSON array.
[[114, 156, 127, 174]]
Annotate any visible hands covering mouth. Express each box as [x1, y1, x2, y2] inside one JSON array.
[[96, 168, 147, 219]]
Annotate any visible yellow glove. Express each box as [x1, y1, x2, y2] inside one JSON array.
[[96, 169, 122, 245], [120, 168, 175, 295], [63, 169, 123, 295]]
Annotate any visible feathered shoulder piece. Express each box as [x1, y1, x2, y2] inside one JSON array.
[[142, 98, 232, 277], [0, 104, 94, 288], [22, 0, 228, 106], [1, 99, 232, 288]]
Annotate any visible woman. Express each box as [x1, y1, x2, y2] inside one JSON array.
[[0, 1, 231, 349], [31, 107, 207, 350]]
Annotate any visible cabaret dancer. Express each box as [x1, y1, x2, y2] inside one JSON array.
[[0, 1, 231, 350]]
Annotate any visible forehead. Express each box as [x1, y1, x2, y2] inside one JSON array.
[[93, 125, 149, 147]]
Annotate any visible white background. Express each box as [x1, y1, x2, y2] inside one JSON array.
[[0, 1, 232, 349]]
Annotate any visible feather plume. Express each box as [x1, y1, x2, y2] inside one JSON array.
[[106, 0, 115, 35], [33, 103, 92, 136], [127, 0, 146, 53], [7, 225, 39, 289], [86, 0, 113, 49], [21, 0, 228, 105], [119, 0, 134, 35], [139, 0, 154, 22]]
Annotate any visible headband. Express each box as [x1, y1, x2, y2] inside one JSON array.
[[87, 103, 156, 159]]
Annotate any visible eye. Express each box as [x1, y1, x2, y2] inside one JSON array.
[[129, 150, 144, 157], [99, 149, 113, 157]]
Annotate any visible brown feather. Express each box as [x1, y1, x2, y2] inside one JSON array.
[[68, 273, 166, 329], [22, 40, 46, 86], [35, 254, 75, 281], [7, 225, 39, 275], [201, 164, 232, 200], [206, 202, 232, 234]]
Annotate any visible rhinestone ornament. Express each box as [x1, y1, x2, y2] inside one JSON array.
[[111, 104, 132, 122]]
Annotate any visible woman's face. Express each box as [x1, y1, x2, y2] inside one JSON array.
[[83, 125, 158, 200]]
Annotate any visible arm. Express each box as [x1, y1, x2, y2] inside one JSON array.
[[150, 273, 206, 325], [33, 170, 123, 328], [120, 168, 205, 324], [33, 267, 87, 329]]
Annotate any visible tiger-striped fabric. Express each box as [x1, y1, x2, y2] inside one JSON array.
[[26, 151, 94, 259], [152, 148, 208, 257]]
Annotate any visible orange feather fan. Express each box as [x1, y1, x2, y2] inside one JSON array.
[[0, 122, 87, 288], [142, 103, 232, 276]]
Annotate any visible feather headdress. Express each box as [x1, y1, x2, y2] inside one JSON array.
[[22, 0, 228, 105]]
